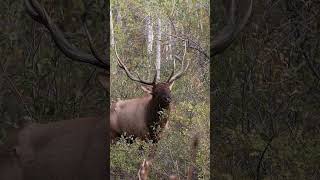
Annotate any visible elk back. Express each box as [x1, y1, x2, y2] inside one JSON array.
[[15, 116, 107, 180]]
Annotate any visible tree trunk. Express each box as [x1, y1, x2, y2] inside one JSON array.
[[156, 17, 161, 82], [110, 8, 115, 47], [146, 15, 154, 80], [168, 24, 175, 73]]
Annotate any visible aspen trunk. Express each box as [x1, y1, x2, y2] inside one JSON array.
[[156, 17, 161, 81]]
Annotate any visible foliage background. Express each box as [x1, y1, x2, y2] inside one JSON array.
[[2, 0, 318, 179], [110, 0, 210, 179], [212, 0, 320, 179]]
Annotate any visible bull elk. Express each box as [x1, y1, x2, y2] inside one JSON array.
[[2, 0, 109, 179], [0, 0, 252, 179], [110, 41, 189, 143]]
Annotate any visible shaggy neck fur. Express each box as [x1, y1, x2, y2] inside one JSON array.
[[146, 96, 170, 143]]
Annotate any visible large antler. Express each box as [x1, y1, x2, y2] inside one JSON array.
[[114, 44, 155, 85], [212, 0, 253, 56], [167, 40, 190, 83], [24, 0, 109, 70], [114, 40, 189, 85]]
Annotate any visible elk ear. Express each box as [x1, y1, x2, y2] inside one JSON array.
[[97, 73, 109, 90], [141, 85, 153, 94], [168, 81, 174, 90]]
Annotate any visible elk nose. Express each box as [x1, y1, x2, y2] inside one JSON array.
[[165, 97, 171, 103]]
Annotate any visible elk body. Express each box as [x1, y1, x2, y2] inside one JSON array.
[[110, 84, 172, 143], [0, 0, 252, 179]]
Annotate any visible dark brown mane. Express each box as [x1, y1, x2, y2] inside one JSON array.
[[146, 86, 171, 143]]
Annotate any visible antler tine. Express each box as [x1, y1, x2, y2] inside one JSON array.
[[212, 0, 253, 56], [138, 159, 151, 180], [167, 56, 176, 83], [137, 144, 158, 180], [152, 61, 158, 84], [24, 0, 109, 70], [114, 44, 154, 85], [167, 40, 190, 83]]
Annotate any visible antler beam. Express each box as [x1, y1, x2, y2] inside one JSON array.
[[212, 0, 253, 56], [114, 44, 155, 85], [167, 40, 190, 83], [24, 0, 109, 70]]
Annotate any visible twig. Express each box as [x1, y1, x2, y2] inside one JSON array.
[[256, 135, 274, 180]]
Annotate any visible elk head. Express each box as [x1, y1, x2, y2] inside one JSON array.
[[141, 83, 172, 108]]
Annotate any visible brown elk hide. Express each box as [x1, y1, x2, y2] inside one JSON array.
[[110, 84, 172, 143], [14, 116, 107, 180], [111, 96, 153, 140], [0, 147, 22, 180]]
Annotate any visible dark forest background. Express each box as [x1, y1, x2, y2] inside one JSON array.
[[212, 0, 320, 179], [0, 0, 107, 140]]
